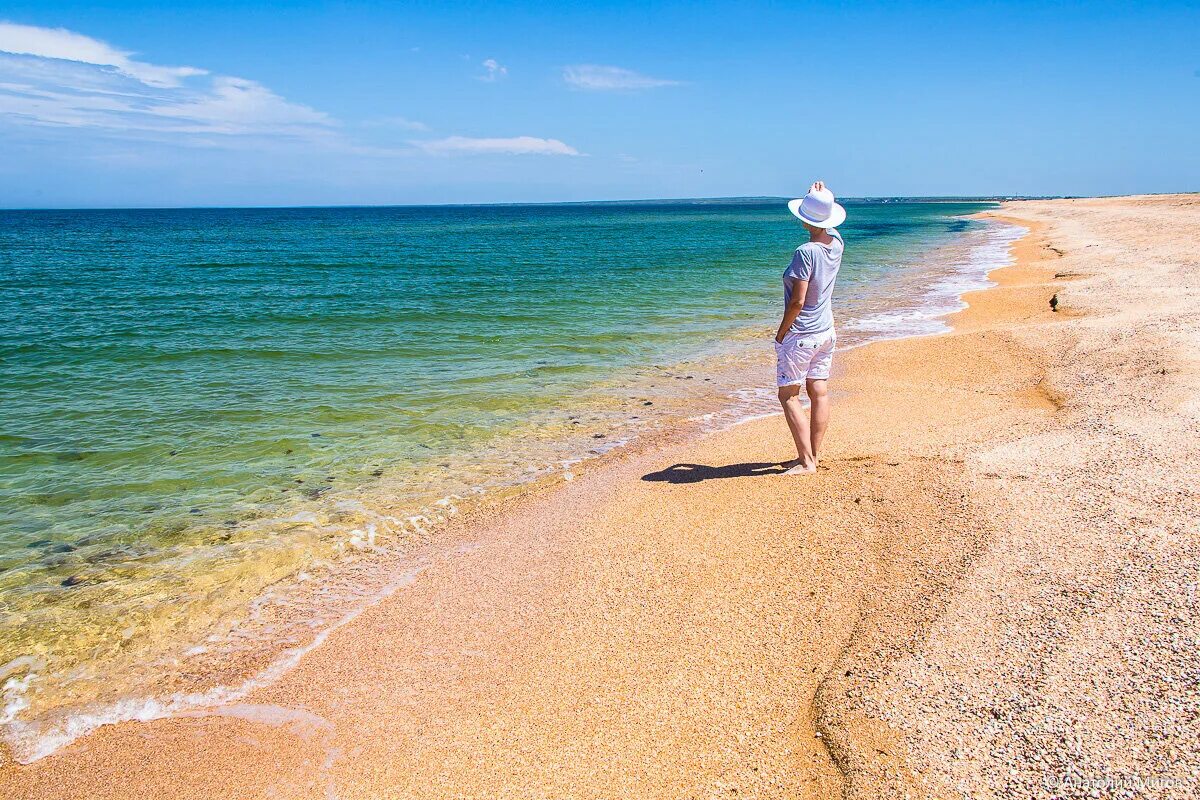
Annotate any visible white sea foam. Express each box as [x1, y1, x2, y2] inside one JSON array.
[[690, 386, 779, 432], [0, 568, 420, 764], [844, 220, 1024, 341], [709, 218, 1025, 431]]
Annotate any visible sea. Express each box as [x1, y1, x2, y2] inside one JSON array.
[[0, 198, 1021, 762]]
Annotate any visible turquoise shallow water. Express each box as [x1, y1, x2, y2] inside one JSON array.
[[0, 199, 998, 753]]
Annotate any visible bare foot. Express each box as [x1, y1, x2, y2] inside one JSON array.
[[783, 460, 817, 475]]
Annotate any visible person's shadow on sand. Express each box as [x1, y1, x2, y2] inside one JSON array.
[[641, 462, 788, 484]]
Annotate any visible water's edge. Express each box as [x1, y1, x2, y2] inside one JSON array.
[[0, 217, 1024, 764]]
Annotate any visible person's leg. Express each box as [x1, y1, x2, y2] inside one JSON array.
[[777, 384, 816, 472], [806, 378, 829, 463]]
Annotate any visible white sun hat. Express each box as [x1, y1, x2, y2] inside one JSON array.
[[787, 186, 846, 228]]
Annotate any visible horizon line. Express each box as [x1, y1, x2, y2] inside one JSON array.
[[0, 194, 1086, 212]]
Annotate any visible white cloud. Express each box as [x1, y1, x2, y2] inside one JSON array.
[[0, 24, 571, 161], [150, 77, 332, 133], [361, 116, 430, 132], [562, 64, 681, 91], [414, 136, 580, 156], [0, 24, 333, 140], [478, 58, 507, 82], [0, 22, 205, 87]]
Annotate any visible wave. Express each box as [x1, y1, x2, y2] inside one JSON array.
[[842, 220, 1024, 341]]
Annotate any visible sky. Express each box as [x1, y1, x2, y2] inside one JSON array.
[[0, 0, 1196, 207]]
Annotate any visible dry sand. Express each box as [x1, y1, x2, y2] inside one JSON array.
[[3, 195, 1197, 799]]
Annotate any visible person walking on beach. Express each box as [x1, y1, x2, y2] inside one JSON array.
[[774, 181, 845, 475]]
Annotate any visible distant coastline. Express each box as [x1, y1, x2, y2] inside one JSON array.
[[1, 194, 1079, 212]]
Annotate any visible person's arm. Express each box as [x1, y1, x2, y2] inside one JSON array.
[[775, 280, 808, 343], [776, 246, 813, 343]]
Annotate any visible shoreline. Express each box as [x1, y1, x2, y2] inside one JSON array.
[[5, 194, 1197, 798], [0, 210, 1033, 775], [1, 210, 1016, 759]]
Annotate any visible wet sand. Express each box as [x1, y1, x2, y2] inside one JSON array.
[[4, 195, 1198, 798]]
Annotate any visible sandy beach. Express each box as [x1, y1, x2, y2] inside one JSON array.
[[3, 194, 1197, 798]]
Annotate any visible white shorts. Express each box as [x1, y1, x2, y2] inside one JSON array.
[[775, 331, 835, 387]]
